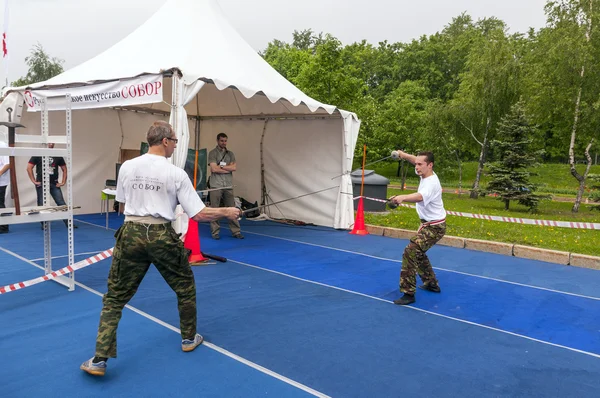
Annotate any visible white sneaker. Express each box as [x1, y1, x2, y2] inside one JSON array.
[[181, 333, 204, 352]]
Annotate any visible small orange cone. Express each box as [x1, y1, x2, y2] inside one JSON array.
[[350, 197, 369, 235], [184, 219, 208, 264]]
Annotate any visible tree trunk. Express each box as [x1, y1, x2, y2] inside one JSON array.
[[401, 161, 407, 191], [504, 199, 510, 210], [570, 0, 593, 213], [470, 117, 491, 199], [569, 83, 585, 212], [400, 159, 406, 191], [572, 140, 595, 212], [455, 150, 463, 195]]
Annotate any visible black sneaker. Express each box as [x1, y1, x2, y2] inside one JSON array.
[[393, 294, 416, 305], [419, 284, 441, 293], [212, 235, 220, 240], [232, 233, 244, 239]]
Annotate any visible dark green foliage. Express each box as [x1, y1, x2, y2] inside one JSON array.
[[483, 102, 550, 211], [589, 174, 600, 209]]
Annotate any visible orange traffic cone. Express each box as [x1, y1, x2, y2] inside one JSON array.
[[350, 197, 369, 235], [184, 219, 208, 264]]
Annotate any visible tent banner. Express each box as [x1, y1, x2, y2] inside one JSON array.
[[24, 75, 163, 112]]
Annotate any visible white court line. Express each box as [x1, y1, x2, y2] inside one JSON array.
[[71, 220, 600, 357], [0, 246, 329, 398], [243, 230, 600, 302], [76, 218, 600, 302], [30, 251, 102, 262], [230, 258, 600, 360]]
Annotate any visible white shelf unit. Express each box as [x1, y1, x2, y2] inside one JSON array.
[[0, 96, 76, 291]]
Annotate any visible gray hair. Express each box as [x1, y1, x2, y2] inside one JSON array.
[[147, 121, 174, 146]]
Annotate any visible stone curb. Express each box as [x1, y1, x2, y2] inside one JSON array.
[[365, 224, 600, 270], [465, 238, 513, 256]]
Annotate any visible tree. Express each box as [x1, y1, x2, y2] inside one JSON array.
[[523, 0, 600, 212], [396, 13, 477, 103], [12, 43, 64, 86], [588, 173, 600, 209], [483, 102, 548, 211], [451, 18, 525, 198], [294, 34, 367, 111]]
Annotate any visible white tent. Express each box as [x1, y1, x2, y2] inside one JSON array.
[[1, 0, 360, 229]]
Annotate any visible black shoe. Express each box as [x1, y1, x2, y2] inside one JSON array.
[[212, 235, 220, 240], [232, 233, 244, 239], [419, 284, 441, 293], [393, 294, 416, 305], [0, 229, 8, 234]]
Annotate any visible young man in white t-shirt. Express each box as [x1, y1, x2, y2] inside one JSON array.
[[389, 151, 446, 305], [81, 121, 241, 377]]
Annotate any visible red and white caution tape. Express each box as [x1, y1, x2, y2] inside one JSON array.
[[357, 196, 600, 230], [0, 248, 114, 295]]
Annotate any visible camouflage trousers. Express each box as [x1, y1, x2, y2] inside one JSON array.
[[399, 221, 446, 295], [95, 222, 196, 358]]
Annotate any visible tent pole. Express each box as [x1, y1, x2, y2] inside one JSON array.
[[193, 117, 200, 189], [171, 74, 179, 138], [259, 119, 269, 207]]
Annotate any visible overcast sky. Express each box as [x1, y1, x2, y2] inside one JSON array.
[[4, 0, 548, 83]]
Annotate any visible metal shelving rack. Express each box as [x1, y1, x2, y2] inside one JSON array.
[[0, 95, 75, 291]]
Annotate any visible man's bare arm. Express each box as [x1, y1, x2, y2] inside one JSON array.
[[390, 192, 423, 204], [397, 150, 417, 165], [209, 162, 230, 174], [222, 162, 236, 172], [26, 163, 40, 186], [192, 206, 240, 222]]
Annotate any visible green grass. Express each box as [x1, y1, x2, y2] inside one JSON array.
[[363, 189, 600, 257], [371, 162, 600, 195]]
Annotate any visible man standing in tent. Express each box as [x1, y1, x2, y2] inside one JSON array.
[[207, 132, 243, 239], [81, 121, 241, 376], [26, 143, 77, 229], [389, 150, 446, 305], [0, 140, 10, 234]]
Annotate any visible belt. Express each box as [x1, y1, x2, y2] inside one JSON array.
[[124, 221, 171, 229], [418, 218, 446, 233]]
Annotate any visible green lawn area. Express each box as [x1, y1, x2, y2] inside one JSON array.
[[361, 177, 600, 257], [371, 161, 600, 196]]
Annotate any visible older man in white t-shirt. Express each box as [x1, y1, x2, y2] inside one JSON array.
[[0, 141, 10, 233], [81, 121, 241, 377], [389, 150, 446, 305]]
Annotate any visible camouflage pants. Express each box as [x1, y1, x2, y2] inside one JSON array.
[[399, 222, 446, 295], [95, 222, 196, 358]]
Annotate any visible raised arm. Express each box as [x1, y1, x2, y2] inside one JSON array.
[[397, 150, 417, 165]]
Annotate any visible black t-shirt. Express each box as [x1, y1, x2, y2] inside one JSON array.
[[28, 156, 66, 184]]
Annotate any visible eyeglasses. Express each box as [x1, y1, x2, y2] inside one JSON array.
[[166, 137, 179, 143]]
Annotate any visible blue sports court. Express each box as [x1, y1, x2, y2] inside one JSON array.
[[1, 214, 599, 397]]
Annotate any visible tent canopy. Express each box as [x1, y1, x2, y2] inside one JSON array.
[[12, 0, 344, 117], [2, 0, 360, 229]]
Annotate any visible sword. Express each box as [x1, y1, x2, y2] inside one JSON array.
[[240, 185, 339, 216]]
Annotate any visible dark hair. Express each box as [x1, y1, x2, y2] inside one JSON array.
[[217, 133, 228, 140], [418, 151, 434, 164], [147, 121, 173, 146]]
